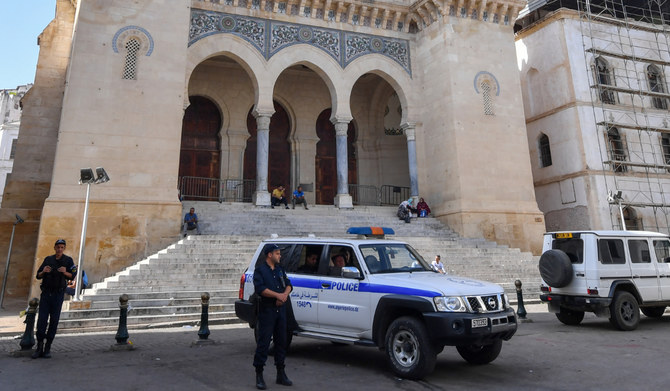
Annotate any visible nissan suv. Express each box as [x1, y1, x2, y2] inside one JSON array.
[[235, 227, 517, 379], [539, 230, 670, 330]]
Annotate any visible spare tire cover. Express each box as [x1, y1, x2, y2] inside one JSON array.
[[538, 249, 573, 288]]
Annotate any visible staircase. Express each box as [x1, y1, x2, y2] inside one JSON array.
[[57, 202, 541, 332]]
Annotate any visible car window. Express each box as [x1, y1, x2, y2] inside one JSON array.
[[552, 238, 583, 264], [629, 240, 651, 263], [598, 239, 626, 264], [287, 244, 325, 274], [653, 240, 670, 263], [324, 245, 359, 277], [359, 244, 430, 274]]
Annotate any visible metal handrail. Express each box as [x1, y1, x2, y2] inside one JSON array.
[[180, 177, 256, 202], [348, 184, 380, 206], [380, 185, 410, 206]]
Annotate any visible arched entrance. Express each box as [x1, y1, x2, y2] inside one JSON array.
[[243, 101, 291, 192], [179, 96, 221, 201], [315, 108, 357, 204]]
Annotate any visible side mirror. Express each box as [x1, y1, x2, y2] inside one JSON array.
[[341, 266, 361, 279]]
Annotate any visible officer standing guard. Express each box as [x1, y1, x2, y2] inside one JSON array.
[[253, 244, 293, 389], [32, 239, 77, 359]]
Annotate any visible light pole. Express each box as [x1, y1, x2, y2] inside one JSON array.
[[608, 190, 626, 230], [74, 167, 110, 301], [0, 214, 24, 309]]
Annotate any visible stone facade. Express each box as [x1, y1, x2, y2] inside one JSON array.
[[0, 0, 545, 300]]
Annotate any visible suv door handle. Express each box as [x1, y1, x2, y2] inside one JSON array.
[[321, 283, 331, 288]]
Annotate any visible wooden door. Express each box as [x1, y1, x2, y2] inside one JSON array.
[[179, 96, 221, 200], [315, 109, 357, 205], [244, 102, 291, 194]]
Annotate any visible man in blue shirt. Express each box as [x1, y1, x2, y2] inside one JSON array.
[[253, 244, 293, 389], [291, 186, 308, 210], [182, 207, 201, 236]]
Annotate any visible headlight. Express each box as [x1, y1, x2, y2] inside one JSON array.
[[434, 296, 467, 312], [503, 293, 510, 309]]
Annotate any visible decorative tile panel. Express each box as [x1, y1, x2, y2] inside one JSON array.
[[189, 10, 412, 76]]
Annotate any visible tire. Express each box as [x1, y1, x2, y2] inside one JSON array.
[[641, 306, 666, 318], [555, 307, 585, 326], [385, 316, 437, 379], [538, 249, 573, 288], [609, 291, 640, 331], [456, 340, 503, 365]]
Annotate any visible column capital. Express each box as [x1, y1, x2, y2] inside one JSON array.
[[334, 121, 349, 136], [255, 114, 272, 130], [401, 123, 416, 141]]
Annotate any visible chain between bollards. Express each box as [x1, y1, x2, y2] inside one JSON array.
[[515, 279, 527, 320], [111, 293, 134, 351], [198, 292, 210, 340], [18, 298, 39, 352]]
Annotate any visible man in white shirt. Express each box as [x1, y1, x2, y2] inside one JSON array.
[[432, 255, 446, 274]]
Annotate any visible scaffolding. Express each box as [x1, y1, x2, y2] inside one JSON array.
[[579, 0, 670, 232]]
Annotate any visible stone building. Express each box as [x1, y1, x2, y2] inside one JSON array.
[[0, 0, 545, 300], [0, 85, 32, 203], [516, 0, 670, 233]]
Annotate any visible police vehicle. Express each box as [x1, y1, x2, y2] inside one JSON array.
[[235, 227, 518, 379], [539, 230, 670, 331]]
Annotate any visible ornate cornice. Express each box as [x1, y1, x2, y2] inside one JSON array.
[[192, 0, 525, 33]]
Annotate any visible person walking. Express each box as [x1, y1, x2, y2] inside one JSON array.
[[253, 244, 293, 389], [33, 239, 77, 359]]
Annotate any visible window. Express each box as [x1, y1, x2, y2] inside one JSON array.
[[629, 240, 651, 263], [289, 244, 325, 274], [122, 38, 141, 80], [595, 57, 616, 104], [552, 238, 583, 264], [662, 134, 670, 169], [481, 81, 494, 115], [623, 207, 642, 230], [359, 244, 430, 273], [325, 245, 359, 277], [9, 138, 17, 159], [647, 64, 668, 110], [653, 240, 670, 263], [598, 239, 626, 264], [538, 133, 552, 167], [607, 127, 627, 173]]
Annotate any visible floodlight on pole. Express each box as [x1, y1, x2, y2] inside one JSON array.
[[74, 167, 110, 301], [0, 214, 24, 308]]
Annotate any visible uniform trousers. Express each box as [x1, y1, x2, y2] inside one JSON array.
[[253, 304, 287, 369], [36, 290, 65, 341]]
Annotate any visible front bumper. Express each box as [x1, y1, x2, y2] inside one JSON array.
[[540, 294, 611, 314], [423, 307, 517, 346]]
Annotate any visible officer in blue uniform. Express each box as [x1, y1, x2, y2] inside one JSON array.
[[253, 244, 293, 389], [32, 239, 77, 359]]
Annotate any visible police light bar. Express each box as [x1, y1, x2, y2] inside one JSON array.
[[346, 227, 395, 237]]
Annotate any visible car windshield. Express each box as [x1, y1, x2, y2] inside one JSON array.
[[358, 243, 431, 274]]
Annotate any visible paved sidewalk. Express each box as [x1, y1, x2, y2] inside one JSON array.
[[0, 296, 29, 337]]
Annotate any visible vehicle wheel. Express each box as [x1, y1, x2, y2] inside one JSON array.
[[609, 291, 640, 331], [555, 307, 585, 326], [385, 316, 437, 379], [538, 249, 573, 288], [456, 340, 503, 365], [641, 306, 666, 318]]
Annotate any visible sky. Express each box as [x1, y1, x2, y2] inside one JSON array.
[[0, 2, 56, 89]]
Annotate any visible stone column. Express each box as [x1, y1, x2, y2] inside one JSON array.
[[333, 121, 353, 209], [402, 123, 419, 199], [253, 113, 272, 206]]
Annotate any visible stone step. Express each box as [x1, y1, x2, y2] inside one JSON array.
[[57, 311, 243, 332], [82, 289, 238, 301]]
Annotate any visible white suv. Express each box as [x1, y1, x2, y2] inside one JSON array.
[[235, 228, 517, 379], [539, 230, 670, 330]]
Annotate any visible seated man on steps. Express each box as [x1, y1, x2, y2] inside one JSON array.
[[271, 185, 289, 209], [291, 186, 309, 210], [182, 207, 201, 237]]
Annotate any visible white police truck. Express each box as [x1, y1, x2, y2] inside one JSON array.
[[235, 227, 518, 379]]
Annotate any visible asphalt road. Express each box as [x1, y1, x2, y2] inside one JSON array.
[[1, 310, 669, 390]]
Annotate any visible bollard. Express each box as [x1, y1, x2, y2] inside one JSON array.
[[198, 292, 210, 340], [18, 298, 39, 351], [515, 279, 528, 320], [111, 294, 134, 351]]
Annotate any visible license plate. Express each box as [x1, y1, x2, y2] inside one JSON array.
[[472, 318, 488, 328], [556, 232, 573, 239]]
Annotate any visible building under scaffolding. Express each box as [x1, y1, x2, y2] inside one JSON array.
[[516, 0, 670, 232]]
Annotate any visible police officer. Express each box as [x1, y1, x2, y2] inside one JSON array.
[[32, 239, 77, 359], [253, 244, 293, 389]]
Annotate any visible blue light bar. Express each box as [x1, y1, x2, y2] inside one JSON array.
[[346, 227, 395, 235]]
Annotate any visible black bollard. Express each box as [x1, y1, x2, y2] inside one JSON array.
[[515, 279, 528, 320], [111, 294, 134, 350], [198, 292, 210, 340], [19, 298, 39, 351]]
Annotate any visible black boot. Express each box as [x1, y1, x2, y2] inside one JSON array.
[[31, 339, 44, 359], [276, 366, 293, 386], [43, 341, 52, 359], [255, 368, 267, 390]]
